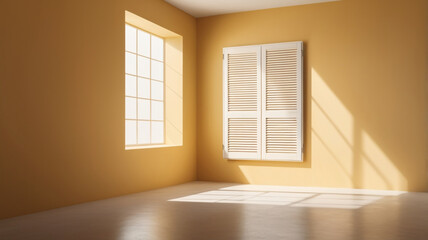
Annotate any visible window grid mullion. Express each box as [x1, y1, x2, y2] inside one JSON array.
[[125, 118, 163, 122], [125, 50, 163, 63], [125, 74, 163, 84], [149, 32, 152, 144], [135, 28, 139, 144], [124, 95, 164, 102]]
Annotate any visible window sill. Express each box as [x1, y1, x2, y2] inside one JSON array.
[[125, 144, 182, 150]]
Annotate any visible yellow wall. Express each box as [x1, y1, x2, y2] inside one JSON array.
[[196, 0, 428, 191], [0, 0, 197, 219]]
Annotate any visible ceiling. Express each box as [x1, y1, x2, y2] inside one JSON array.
[[164, 0, 339, 18]]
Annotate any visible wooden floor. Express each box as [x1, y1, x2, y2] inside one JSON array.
[[1, 181, 428, 240]]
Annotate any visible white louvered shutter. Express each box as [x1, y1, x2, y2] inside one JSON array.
[[223, 46, 261, 160], [262, 42, 303, 161]]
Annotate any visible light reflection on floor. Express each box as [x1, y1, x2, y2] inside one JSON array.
[[169, 185, 404, 209], [1, 182, 424, 240]]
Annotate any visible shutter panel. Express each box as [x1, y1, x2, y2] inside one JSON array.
[[223, 46, 261, 160], [262, 42, 303, 161]]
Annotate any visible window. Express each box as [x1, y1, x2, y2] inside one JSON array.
[[125, 24, 165, 146], [124, 11, 183, 150], [223, 42, 303, 161]]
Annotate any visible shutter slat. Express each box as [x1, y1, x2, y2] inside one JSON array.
[[228, 118, 258, 153], [266, 48, 298, 111], [266, 118, 297, 154], [228, 52, 258, 112]]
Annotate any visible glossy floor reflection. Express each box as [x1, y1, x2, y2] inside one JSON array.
[[0, 181, 427, 240]]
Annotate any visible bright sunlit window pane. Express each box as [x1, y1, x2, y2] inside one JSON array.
[[125, 25, 137, 53], [151, 101, 163, 121], [125, 23, 164, 147], [151, 121, 164, 144], [125, 97, 137, 119], [125, 52, 136, 75], [151, 81, 163, 101], [151, 60, 163, 81], [125, 75, 137, 97], [137, 56, 150, 78], [138, 30, 150, 57], [138, 99, 150, 120], [151, 35, 164, 61], [138, 78, 150, 99], [138, 121, 151, 144], [125, 120, 137, 145]]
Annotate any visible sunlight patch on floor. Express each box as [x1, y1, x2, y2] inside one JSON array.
[[169, 185, 404, 209]]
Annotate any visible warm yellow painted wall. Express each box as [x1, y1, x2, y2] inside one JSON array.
[[196, 0, 428, 191], [0, 0, 197, 219]]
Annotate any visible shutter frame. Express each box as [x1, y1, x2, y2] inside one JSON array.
[[223, 42, 303, 162], [223, 46, 262, 160], [262, 42, 303, 162]]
